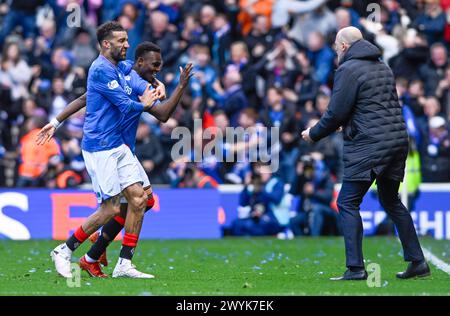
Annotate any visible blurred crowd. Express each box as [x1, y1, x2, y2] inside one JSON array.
[[1, 0, 450, 236]]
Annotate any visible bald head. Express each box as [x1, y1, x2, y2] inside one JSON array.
[[335, 27, 363, 63], [336, 26, 363, 45]]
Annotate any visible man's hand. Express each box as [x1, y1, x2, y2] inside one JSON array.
[[303, 182, 314, 195], [139, 87, 160, 110], [36, 123, 56, 145], [179, 63, 194, 88], [143, 160, 155, 172], [301, 127, 313, 143], [153, 78, 166, 99]]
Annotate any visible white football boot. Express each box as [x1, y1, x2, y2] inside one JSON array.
[[112, 258, 155, 279], [50, 243, 73, 278]]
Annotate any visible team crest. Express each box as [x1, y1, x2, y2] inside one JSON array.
[[107, 80, 119, 90]]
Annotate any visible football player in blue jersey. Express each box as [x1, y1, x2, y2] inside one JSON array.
[[45, 21, 192, 278], [38, 41, 193, 278]]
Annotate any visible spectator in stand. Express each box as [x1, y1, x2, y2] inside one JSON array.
[[144, 10, 180, 69], [389, 29, 428, 80], [56, 133, 85, 188], [197, 4, 216, 48], [17, 116, 61, 187], [70, 28, 98, 71], [411, 0, 446, 45], [289, 153, 339, 236], [288, 2, 337, 46], [231, 162, 284, 236], [116, 0, 146, 60], [244, 15, 275, 62], [221, 108, 265, 184], [0, 41, 32, 102], [53, 50, 86, 97], [31, 19, 59, 78], [419, 116, 450, 182], [0, 41, 33, 150], [417, 96, 443, 135], [284, 50, 321, 111], [135, 121, 166, 185], [227, 41, 259, 106], [216, 68, 248, 127], [237, 0, 273, 36], [306, 31, 335, 85], [178, 13, 208, 50], [169, 160, 219, 189], [435, 66, 450, 120], [442, 0, 450, 43], [19, 98, 46, 131], [0, 0, 43, 49], [271, 0, 329, 32], [300, 117, 343, 182], [190, 44, 219, 107], [259, 86, 298, 184], [211, 13, 234, 71], [418, 42, 448, 96]]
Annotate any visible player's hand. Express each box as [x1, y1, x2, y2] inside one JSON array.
[[36, 123, 56, 145], [154, 78, 166, 99], [301, 127, 313, 143], [179, 63, 194, 89], [140, 87, 159, 110]]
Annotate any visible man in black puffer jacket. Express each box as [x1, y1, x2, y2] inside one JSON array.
[[302, 27, 429, 281]]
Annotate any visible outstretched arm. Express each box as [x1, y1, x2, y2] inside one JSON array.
[[35, 93, 87, 145], [57, 93, 87, 122], [147, 63, 194, 122], [306, 67, 359, 142]]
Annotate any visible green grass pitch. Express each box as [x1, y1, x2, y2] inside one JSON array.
[[0, 237, 448, 295]]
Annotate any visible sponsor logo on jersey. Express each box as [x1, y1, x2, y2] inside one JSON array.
[[107, 80, 119, 90]]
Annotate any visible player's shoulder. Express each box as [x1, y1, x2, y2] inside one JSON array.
[[118, 60, 134, 76], [90, 56, 115, 78], [336, 61, 360, 80]]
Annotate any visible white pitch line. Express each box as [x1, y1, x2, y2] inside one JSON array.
[[422, 247, 450, 275]]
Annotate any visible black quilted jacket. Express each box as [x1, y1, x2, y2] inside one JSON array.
[[310, 39, 408, 181]]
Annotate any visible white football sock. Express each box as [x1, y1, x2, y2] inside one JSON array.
[[84, 254, 96, 263]]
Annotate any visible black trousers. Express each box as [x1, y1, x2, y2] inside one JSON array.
[[337, 175, 425, 268]]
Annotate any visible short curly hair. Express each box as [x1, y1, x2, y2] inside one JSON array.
[[96, 21, 125, 45], [135, 42, 161, 60]]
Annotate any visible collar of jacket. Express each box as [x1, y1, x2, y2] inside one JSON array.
[[339, 39, 382, 66]]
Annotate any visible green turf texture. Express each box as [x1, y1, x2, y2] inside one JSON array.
[[0, 237, 448, 295]]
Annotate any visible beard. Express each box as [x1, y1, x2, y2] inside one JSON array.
[[337, 52, 343, 64], [111, 47, 126, 63]]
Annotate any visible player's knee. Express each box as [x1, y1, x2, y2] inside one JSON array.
[[130, 193, 147, 212]]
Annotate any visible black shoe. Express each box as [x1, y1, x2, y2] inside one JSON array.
[[330, 269, 368, 281], [396, 261, 431, 279]]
